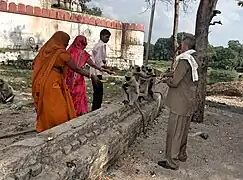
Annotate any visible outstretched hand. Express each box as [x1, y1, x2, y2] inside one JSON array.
[[105, 69, 114, 75], [101, 67, 114, 75]]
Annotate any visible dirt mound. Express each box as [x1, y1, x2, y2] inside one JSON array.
[[207, 81, 243, 97]]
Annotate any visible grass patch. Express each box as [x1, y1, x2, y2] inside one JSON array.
[[0, 65, 32, 91], [148, 60, 171, 72], [0, 66, 125, 104], [207, 68, 238, 85]]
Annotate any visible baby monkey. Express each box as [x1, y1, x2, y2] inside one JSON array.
[[0, 79, 15, 104]]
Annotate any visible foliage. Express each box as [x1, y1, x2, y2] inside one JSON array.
[[78, 0, 102, 16], [144, 32, 193, 61], [209, 40, 243, 71], [149, 60, 171, 71], [52, 0, 102, 16], [144, 42, 155, 60], [146, 32, 243, 71], [207, 68, 238, 85]]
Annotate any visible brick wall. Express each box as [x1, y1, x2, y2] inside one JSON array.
[[0, 1, 145, 69]]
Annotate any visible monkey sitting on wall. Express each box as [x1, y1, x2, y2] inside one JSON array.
[[122, 72, 140, 106], [141, 65, 147, 73], [132, 65, 142, 82], [134, 66, 151, 97], [146, 65, 156, 97], [0, 79, 15, 104], [121, 72, 147, 133]]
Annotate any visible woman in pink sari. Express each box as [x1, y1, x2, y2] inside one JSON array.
[[66, 35, 112, 116]]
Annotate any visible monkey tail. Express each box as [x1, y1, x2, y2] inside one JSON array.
[[153, 91, 163, 118], [0, 128, 36, 139], [134, 92, 162, 135], [134, 102, 146, 134]]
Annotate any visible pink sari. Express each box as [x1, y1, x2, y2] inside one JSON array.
[[66, 35, 90, 115]]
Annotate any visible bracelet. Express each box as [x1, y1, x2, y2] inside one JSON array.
[[89, 74, 92, 78]]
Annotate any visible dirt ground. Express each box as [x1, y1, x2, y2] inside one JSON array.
[[102, 102, 243, 180], [0, 91, 36, 149]]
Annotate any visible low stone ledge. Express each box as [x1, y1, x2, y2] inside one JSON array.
[[0, 98, 160, 179]]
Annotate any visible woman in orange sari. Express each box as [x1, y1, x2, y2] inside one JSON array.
[[32, 31, 99, 132]]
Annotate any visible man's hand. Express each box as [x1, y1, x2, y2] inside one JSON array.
[[91, 75, 101, 84], [160, 71, 173, 78], [104, 69, 114, 75], [161, 77, 169, 83]]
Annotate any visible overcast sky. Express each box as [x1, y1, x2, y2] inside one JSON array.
[[90, 0, 243, 47]]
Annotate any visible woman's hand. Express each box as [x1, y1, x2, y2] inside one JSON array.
[[100, 67, 114, 75]]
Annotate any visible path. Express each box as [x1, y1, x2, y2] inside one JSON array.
[[102, 102, 243, 180]]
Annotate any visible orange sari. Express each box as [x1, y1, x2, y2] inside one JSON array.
[[32, 31, 76, 132]]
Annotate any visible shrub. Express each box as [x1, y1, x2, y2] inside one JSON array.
[[207, 69, 238, 85]]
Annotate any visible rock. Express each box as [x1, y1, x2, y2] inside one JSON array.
[[199, 132, 209, 140], [47, 137, 53, 141], [149, 170, 156, 177], [63, 144, 72, 155]]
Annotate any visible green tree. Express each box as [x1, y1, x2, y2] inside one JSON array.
[[151, 32, 193, 61], [228, 40, 243, 69], [144, 42, 155, 60], [78, 0, 102, 16], [85, 7, 102, 16], [207, 44, 217, 67], [214, 47, 236, 70], [153, 38, 172, 60]]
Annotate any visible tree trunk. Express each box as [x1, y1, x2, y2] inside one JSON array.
[[192, 0, 218, 123], [171, 0, 180, 68]]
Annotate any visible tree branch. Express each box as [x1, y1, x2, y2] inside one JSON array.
[[139, 0, 152, 14], [209, 20, 223, 26]]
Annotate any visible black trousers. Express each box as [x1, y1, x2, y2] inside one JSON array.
[[92, 75, 103, 111]]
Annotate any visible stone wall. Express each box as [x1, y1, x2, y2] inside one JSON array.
[[0, 1, 145, 69], [0, 97, 165, 179]]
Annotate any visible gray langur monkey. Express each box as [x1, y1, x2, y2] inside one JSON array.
[[141, 65, 146, 73], [146, 65, 156, 97], [132, 65, 141, 82], [134, 66, 151, 98], [122, 72, 139, 106], [121, 72, 147, 134], [0, 79, 15, 104], [132, 65, 151, 98]]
